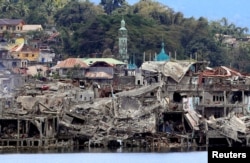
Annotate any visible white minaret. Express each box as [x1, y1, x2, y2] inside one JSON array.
[[118, 17, 128, 65]]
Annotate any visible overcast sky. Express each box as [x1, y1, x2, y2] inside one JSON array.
[[92, 0, 250, 30]]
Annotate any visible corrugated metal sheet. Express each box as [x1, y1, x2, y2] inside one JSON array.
[[141, 60, 195, 83], [202, 66, 243, 77], [162, 61, 195, 83], [141, 61, 165, 73]]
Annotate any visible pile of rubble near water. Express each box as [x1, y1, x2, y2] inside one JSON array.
[[1, 80, 250, 149]]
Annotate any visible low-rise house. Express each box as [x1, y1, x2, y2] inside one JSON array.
[[84, 61, 114, 86], [51, 58, 88, 78], [0, 58, 24, 70], [0, 19, 24, 35], [0, 19, 43, 35], [11, 44, 40, 62], [38, 45, 55, 63]]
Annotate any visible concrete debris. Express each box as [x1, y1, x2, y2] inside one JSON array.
[[0, 62, 250, 148]]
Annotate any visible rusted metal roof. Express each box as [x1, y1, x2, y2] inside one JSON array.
[[53, 58, 88, 69], [85, 71, 113, 79], [201, 66, 243, 77]]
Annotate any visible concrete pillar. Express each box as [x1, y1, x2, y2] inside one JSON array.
[[53, 117, 56, 134], [17, 118, 20, 147], [94, 87, 99, 98], [224, 90, 227, 117], [39, 120, 43, 147], [242, 90, 245, 114], [45, 118, 48, 137], [202, 90, 205, 116], [26, 120, 29, 135]]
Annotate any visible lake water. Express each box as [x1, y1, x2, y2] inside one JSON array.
[[0, 147, 208, 163]]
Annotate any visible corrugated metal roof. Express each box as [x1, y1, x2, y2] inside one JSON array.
[[53, 58, 88, 68], [141, 60, 195, 83], [81, 58, 125, 66], [162, 61, 195, 83], [0, 19, 24, 25], [202, 66, 243, 77]]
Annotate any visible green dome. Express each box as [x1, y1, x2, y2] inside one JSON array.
[[155, 42, 169, 61]]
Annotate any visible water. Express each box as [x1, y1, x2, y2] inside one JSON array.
[[0, 147, 208, 163]]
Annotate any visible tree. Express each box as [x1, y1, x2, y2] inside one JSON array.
[[17, 0, 29, 17], [0, 0, 18, 18], [54, 1, 98, 27], [100, 0, 125, 15]]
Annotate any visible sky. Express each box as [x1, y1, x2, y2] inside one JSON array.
[[92, 0, 250, 30]]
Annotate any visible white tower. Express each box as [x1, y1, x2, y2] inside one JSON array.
[[118, 17, 128, 64]]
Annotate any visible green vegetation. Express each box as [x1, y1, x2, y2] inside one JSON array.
[[1, 0, 250, 72]]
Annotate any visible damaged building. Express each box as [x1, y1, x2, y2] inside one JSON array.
[[0, 58, 250, 150], [140, 60, 250, 147]]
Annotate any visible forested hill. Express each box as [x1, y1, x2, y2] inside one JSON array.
[[1, 0, 250, 72]]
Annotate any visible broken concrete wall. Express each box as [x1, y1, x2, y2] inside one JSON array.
[[76, 89, 94, 102], [15, 93, 69, 112]]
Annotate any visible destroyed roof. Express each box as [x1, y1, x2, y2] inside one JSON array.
[[51, 58, 88, 69], [141, 61, 165, 72], [141, 60, 196, 83], [81, 58, 126, 66], [115, 82, 163, 97], [201, 66, 243, 77]]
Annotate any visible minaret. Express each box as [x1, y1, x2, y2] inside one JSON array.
[[118, 17, 128, 65]]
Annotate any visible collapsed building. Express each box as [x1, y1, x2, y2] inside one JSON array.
[[141, 60, 250, 147], [0, 59, 250, 150]]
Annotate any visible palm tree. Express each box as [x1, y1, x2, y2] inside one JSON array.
[[0, 0, 18, 17], [17, 0, 29, 17]]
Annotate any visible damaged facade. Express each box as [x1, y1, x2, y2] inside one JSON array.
[[0, 58, 250, 150], [1, 17, 250, 150]]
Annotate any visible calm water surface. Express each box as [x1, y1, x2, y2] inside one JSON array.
[[0, 147, 208, 163]]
